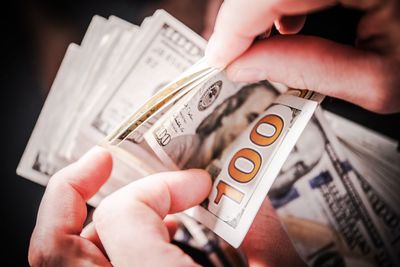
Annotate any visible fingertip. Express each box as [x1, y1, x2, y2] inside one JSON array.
[[165, 169, 212, 214], [80, 146, 112, 165], [95, 146, 113, 175], [274, 15, 306, 35], [34, 146, 114, 237], [78, 146, 113, 177], [56, 146, 113, 201], [205, 33, 229, 68], [183, 168, 211, 178], [183, 168, 212, 193]]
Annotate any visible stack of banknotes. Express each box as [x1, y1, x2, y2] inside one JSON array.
[[17, 10, 400, 267]]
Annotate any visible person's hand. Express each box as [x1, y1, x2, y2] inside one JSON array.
[[28, 146, 211, 266], [241, 198, 307, 267], [28, 146, 305, 267], [94, 178, 306, 267], [28, 146, 113, 266], [205, 0, 400, 113]]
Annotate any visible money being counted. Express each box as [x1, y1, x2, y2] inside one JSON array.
[[17, 9, 400, 262], [17, 10, 209, 204], [137, 68, 324, 246], [194, 93, 323, 247]]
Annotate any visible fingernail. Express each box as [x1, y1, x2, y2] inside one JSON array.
[[274, 20, 282, 32], [228, 68, 266, 82], [205, 34, 226, 68]]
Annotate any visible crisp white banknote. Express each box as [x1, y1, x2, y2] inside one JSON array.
[[189, 93, 320, 247], [17, 15, 121, 185], [141, 70, 322, 247], [23, 10, 400, 257], [58, 16, 140, 159], [270, 110, 400, 266], [16, 42, 81, 185]]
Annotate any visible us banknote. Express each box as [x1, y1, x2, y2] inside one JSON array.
[[17, 10, 208, 204], [130, 66, 324, 246], [16, 8, 399, 262], [270, 110, 400, 267]]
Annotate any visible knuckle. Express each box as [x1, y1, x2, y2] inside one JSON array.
[[29, 237, 85, 267], [28, 247, 47, 267], [367, 74, 398, 114], [28, 235, 61, 267], [363, 58, 399, 113], [369, 95, 398, 114], [368, 97, 389, 114], [28, 232, 47, 266]]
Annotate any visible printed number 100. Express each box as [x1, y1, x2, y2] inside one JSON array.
[[213, 114, 284, 205]]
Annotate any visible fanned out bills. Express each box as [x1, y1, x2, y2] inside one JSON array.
[[271, 110, 400, 267], [17, 9, 400, 264]]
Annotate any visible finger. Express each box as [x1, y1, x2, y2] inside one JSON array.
[[202, 0, 224, 40], [81, 222, 107, 256], [356, 0, 400, 57], [226, 34, 399, 113], [33, 146, 112, 238], [81, 214, 180, 248], [93, 169, 211, 267], [164, 215, 179, 239], [339, 0, 383, 10], [205, 0, 336, 67], [29, 234, 112, 267], [274, 15, 307, 34], [241, 198, 306, 267]]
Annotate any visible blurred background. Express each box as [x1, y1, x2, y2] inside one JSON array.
[[3, 0, 399, 265]]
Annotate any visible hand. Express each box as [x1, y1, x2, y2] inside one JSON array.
[[28, 146, 305, 267], [205, 0, 400, 113], [28, 146, 210, 266], [241, 199, 307, 267], [28, 146, 113, 266]]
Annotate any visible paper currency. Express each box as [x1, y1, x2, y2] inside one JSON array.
[[17, 9, 399, 262], [17, 10, 208, 204], [270, 110, 400, 267], [143, 75, 280, 169]]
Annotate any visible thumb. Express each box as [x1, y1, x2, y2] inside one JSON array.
[[34, 146, 113, 236], [93, 169, 211, 267], [226, 35, 398, 113], [241, 198, 306, 267]]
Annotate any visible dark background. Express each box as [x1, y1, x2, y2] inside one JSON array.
[[3, 0, 399, 266]]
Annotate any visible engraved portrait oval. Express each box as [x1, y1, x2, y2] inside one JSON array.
[[198, 80, 222, 111]]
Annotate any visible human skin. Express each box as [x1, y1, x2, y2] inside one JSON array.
[[205, 0, 400, 113], [28, 146, 306, 267]]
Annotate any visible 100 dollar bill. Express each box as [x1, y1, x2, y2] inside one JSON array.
[[142, 69, 323, 247], [271, 111, 400, 266], [191, 94, 320, 247]]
